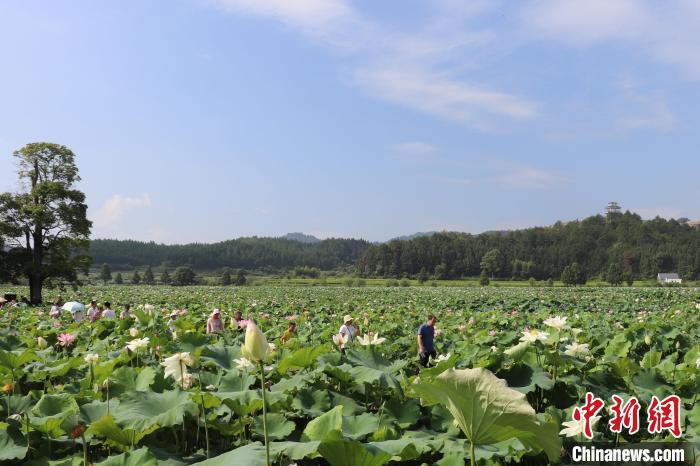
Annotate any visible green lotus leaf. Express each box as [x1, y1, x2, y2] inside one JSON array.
[[380, 398, 419, 429], [292, 388, 331, 417], [497, 363, 553, 394], [411, 368, 561, 461], [0, 349, 37, 370], [269, 440, 321, 460], [346, 347, 405, 391], [113, 389, 197, 431], [641, 350, 662, 369], [317, 431, 392, 466], [503, 341, 530, 362], [0, 426, 28, 460], [80, 400, 120, 424], [302, 405, 343, 441], [87, 415, 159, 451], [191, 442, 267, 466], [366, 439, 422, 462], [109, 366, 156, 396], [251, 412, 295, 440], [95, 447, 158, 466], [604, 333, 632, 358], [200, 345, 241, 371], [342, 412, 379, 440], [278, 345, 327, 374], [30, 393, 79, 437]]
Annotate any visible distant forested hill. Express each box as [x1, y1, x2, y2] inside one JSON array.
[[357, 212, 700, 280], [90, 237, 370, 271]]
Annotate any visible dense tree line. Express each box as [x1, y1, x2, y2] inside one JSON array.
[[357, 212, 700, 280], [89, 237, 370, 271]]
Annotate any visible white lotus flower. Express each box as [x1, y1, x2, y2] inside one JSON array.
[[234, 357, 254, 370], [37, 337, 48, 348], [543, 316, 569, 331], [126, 337, 150, 352], [161, 352, 193, 384], [571, 328, 583, 336], [433, 353, 451, 363], [129, 327, 138, 337], [332, 333, 348, 348], [564, 342, 590, 357], [84, 353, 100, 364], [357, 333, 387, 346], [560, 415, 601, 437], [8, 413, 22, 422], [520, 329, 549, 343]]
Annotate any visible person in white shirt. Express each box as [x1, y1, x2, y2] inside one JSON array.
[[101, 302, 116, 319], [73, 309, 85, 323], [87, 300, 99, 322], [206, 309, 224, 334], [337, 315, 357, 352]]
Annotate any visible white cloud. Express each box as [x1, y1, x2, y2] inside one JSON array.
[[93, 194, 152, 226], [614, 78, 678, 132], [209, 0, 537, 129], [522, 0, 700, 80], [494, 164, 566, 190]]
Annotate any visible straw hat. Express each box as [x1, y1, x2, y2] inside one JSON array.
[[343, 314, 354, 324]]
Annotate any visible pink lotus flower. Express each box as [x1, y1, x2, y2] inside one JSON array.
[[489, 330, 497, 337], [53, 321, 62, 329], [36, 310, 45, 316], [284, 315, 298, 321], [58, 333, 76, 347]]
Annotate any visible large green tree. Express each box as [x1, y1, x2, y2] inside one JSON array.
[[0, 143, 92, 303]]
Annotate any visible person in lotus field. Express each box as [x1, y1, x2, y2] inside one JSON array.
[[417, 314, 437, 367], [207, 308, 224, 334], [87, 300, 99, 322], [102, 301, 116, 319], [280, 321, 296, 344], [337, 315, 357, 353], [119, 304, 132, 320]]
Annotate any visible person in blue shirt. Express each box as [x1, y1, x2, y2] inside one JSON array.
[[417, 314, 437, 367]]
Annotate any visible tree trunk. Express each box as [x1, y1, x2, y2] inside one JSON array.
[[29, 274, 43, 305]]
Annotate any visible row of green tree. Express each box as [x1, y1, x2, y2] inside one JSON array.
[[89, 236, 369, 271], [98, 264, 247, 286], [357, 212, 700, 280]]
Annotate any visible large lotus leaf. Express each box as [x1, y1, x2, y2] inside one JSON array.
[[0, 349, 37, 370], [584, 370, 628, 400], [329, 391, 362, 416], [292, 388, 331, 417], [302, 405, 343, 441], [323, 363, 354, 384], [342, 412, 379, 440], [95, 447, 158, 466], [193, 392, 221, 410], [191, 442, 267, 466], [497, 363, 553, 394], [113, 389, 197, 431], [366, 439, 422, 462], [631, 369, 673, 398], [604, 333, 632, 358], [177, 333, 209, 355], [80, 400, 121, 424], [200, 345, 241, 371], [411, 368, 561, 461], [251, 412, 295, 440], [218, 371, 256, 393], [383, 398, 420, 428], [270, 372, 310, 393], [24, 457, 84, 466], [641, 350, 663, 369], [0, 426, 28, 460], [346, 348, 405, 391], [31, 393, 79, 437], [504, 341, 530, 362], [87, 415, 159, 451], [109, 366, 156, 396], [317, 431, 392, 466], [269, 440, 321, 460], [278, 346, 327, 374], [42, 357, 83, 377], [1, 394, 36, 418]]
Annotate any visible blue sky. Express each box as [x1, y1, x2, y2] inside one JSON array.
[[1, 0, 699, 243]]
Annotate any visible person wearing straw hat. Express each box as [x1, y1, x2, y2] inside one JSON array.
[[206, 309, 224, 334], [167, 310, 179, 333], [337, 315, 357, 353]]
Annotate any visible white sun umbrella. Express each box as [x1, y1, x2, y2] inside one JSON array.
[[62, 301, 86, 313]]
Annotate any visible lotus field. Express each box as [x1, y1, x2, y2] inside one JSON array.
[[0, 286, 699, 465]]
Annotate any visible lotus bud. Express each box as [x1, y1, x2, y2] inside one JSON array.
[[37, 336, 48, 348], [242, 322, 269, 363], [644, 334, 652, 346]]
